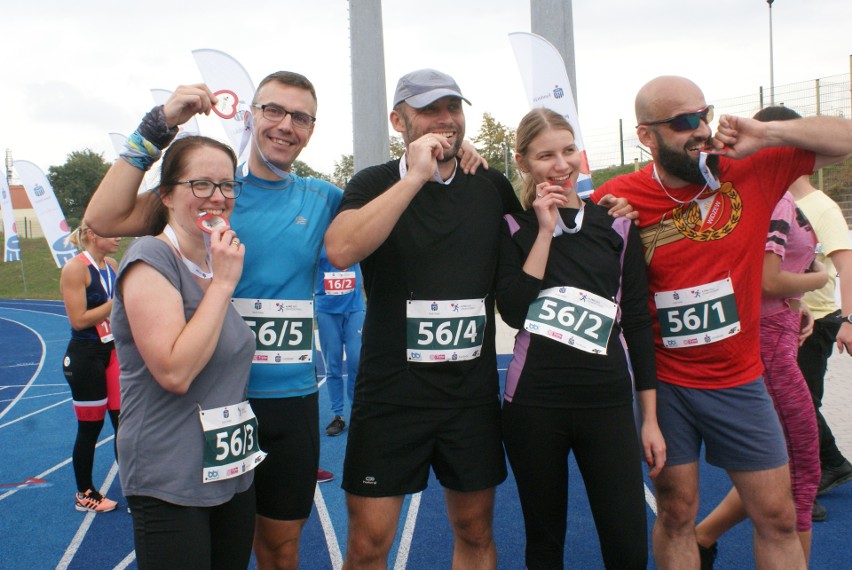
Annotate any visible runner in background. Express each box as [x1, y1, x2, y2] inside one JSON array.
[[315, 245, 365, 438], [60, 222, 121, 513]]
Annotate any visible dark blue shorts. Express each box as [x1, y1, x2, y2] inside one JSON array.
[[657, 378, 788, 471]]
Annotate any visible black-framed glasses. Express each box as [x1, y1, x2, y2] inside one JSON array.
[[173, 180, 242, 199], [639, 105, 714, 132], [253, 104, 316, 130]]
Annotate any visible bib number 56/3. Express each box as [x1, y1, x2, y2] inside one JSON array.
[[200, 401, 266, 483]]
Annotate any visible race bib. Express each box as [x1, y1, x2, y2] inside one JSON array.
[[95, 319, 113, 343], [323, 271, 356, 295], [524, 286, 617, 355], [199, 401, 266, 483], [406, 298, 486, 363], [231, 298, 313, 364], [654, 277, 740, 348]]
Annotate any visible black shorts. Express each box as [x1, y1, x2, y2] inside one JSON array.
[[342, 399, 507, 497], [62, 339, 120, 421], [250, 393, 319, 520]]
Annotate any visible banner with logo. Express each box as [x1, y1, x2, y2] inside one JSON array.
[[192, 49, 255, 162], [0, 175, 20, 262], [508, 32, 594, 198], [13, 160, 75, 267]]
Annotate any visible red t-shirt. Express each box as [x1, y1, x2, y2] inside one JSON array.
[[593, 147, 814, 388]]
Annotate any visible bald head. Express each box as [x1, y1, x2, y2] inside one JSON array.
[[635, 76, 706, 124]]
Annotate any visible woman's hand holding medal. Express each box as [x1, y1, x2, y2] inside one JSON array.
[[208, 226, 244, 292]]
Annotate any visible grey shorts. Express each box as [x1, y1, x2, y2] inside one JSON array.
[[657, 378, 788, 471]]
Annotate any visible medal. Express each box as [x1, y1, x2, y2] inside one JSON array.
[[212, 89, 239, 120], [196, 213, 230, 234]]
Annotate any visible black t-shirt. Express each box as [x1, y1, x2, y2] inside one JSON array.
[[496, 203, 657, 408], [338, 159, 521, 406]]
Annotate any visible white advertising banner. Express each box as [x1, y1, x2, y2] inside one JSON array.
[[509, 32, 594, 198], [13, 160, 75, 267], [192, 49, 256, 162], [0, 175, 20, 262]]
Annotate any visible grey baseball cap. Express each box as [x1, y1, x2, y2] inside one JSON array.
[[392, 68, 471, 109]]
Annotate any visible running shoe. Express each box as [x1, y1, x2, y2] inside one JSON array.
[[818, 458, 852, 495], [812, 499, 827, 522], [326, 416, 346, 436], [317, 468, 334, 483], [698, 541, 717, 570], [75, 489, 117, 513]]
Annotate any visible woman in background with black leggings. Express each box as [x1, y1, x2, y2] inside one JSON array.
[[61, 222, 121, 513]]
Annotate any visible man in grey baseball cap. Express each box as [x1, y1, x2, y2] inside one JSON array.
[[326, 68, 519, 568], [393, 68, 472, 109]]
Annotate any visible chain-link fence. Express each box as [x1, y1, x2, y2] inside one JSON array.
[[586, 72, 852, 197]]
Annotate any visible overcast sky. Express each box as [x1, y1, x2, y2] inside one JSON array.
[[2, 0, 849, 176]]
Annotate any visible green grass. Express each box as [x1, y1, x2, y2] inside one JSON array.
[[0, 238, 131, 300]]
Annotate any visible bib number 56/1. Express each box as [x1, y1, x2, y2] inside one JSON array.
[[654, 277, 740, 348]]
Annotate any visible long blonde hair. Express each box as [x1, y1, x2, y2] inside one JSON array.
[[515, 108, 575, 209]]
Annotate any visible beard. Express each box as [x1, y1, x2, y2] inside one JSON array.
[[654, 132, 719, 186]]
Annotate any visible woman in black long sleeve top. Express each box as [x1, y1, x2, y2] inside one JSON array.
[[496, 108, 665, 569]]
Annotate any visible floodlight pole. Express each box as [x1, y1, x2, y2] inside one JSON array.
[[767, 0, 775, 105]]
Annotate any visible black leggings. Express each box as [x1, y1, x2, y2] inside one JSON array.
[[128, 485, 256, 570], [797, 313, 845, 466], [502, 402, 648, 570], [72, 411, 119, 492]]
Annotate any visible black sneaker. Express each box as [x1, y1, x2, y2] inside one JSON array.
[[326, 416, 346, 436], [818, 459, 852, 495], [698, 542, 717, 570], [812, 499, 827, 522]]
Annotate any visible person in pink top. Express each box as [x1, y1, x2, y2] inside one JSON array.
[[695, 111, 830, 568]]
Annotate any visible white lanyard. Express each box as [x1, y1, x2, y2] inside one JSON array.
[[82, 251, 115, 299], [399, 154, 458, 185], [553, 203, 585, 237], [163, 225, 213, 280]]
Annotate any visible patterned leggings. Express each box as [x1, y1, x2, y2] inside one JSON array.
[[760, 309, 820, 532]]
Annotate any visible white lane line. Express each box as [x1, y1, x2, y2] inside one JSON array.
[[314, 484, 343, 569], [1, 383, 68, 388], [0, 390, 70, 405], [0, 398, 71, 430], [56, 461, 120, 570], [393, 492, 422, 570], [0, 317, 46, 422], [113, 551, 137, 570], [644, 482, 657, 515], [0, 435, 114, 502]]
